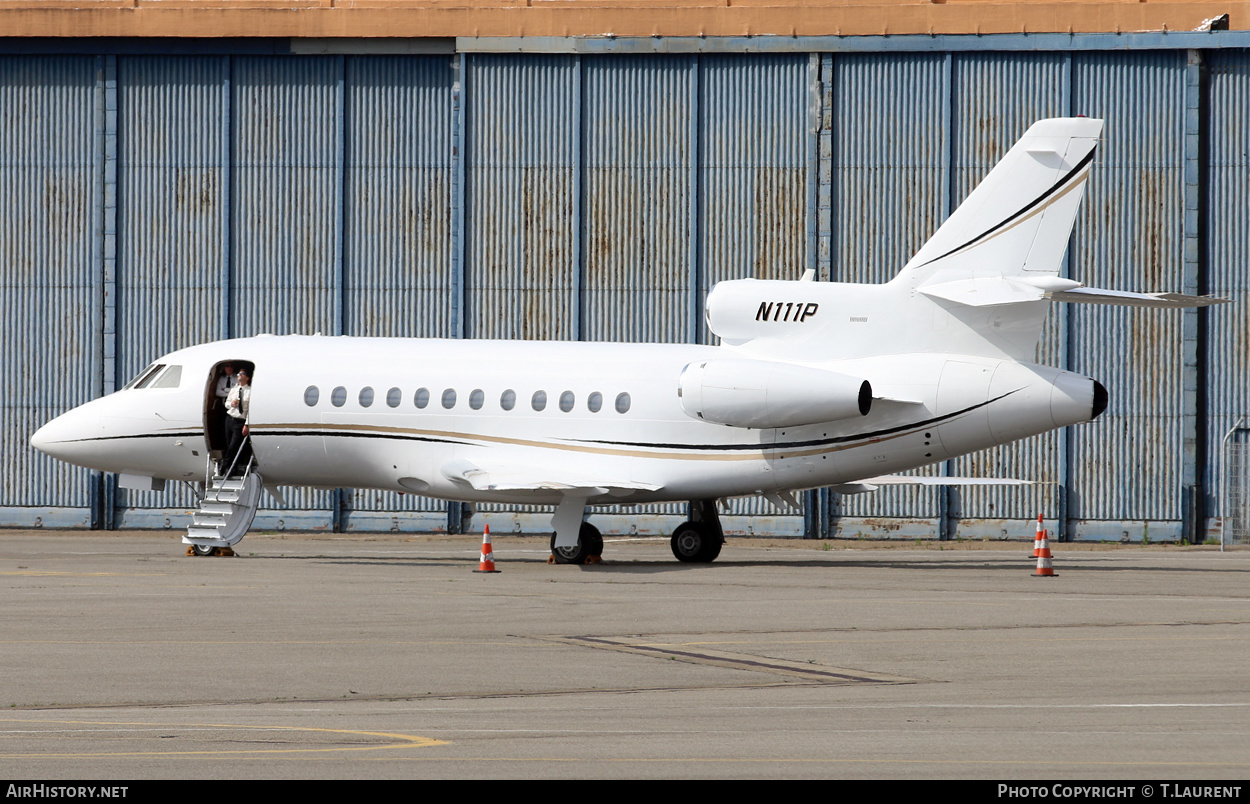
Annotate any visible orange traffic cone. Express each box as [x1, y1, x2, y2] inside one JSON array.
[[1033, 514, 1044, 558], [474, 525, 500, 573], [1032, 528, 1057, 577]]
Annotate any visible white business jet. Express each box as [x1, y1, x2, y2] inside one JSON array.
[[31, 118, 1225, 563]]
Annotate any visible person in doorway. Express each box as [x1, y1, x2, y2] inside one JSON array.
[[213, 363, 237, 450], [223, 369, 252, 476]]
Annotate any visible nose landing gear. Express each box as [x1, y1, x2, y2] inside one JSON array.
[[549, 522, 604, 565]]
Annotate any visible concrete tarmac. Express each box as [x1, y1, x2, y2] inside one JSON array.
[[1, 529, 1248, 779]]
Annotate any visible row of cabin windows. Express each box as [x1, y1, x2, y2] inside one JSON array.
[[304, 385, 632, 414]]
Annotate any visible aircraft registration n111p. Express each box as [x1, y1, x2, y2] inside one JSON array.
[[31, 118, 1226, 563]]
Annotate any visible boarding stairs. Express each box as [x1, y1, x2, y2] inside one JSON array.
[[183, 446, 262, 555]]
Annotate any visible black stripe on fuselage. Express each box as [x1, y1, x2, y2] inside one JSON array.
[[566, 391, 1016, 452], [47, 430, 202, 444]]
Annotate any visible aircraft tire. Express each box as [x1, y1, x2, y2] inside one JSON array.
[[580, 522, 604, 557], [189, 544, 217, 557], [550, 522, 603, 565], [671, 522, 721, 563]]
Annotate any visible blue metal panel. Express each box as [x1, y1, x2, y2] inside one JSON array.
[[463, 54, 578, 341], [830, 53, 946, 284], [1068, 51, 1187, 528], [343, 55, 456, 334], [1205, 50, 1250, 526], [699, 54, 808, 289], [582, 54, 693, 344], [230, 56, 341, 339], [0, 56, 98, 511]]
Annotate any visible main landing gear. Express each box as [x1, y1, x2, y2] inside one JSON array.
[[670, 499, 724, 563], [548, 499, 725, 564]]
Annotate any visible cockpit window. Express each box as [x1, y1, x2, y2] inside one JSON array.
[[124, 363, 166, 390], [150, 365, 182, 389]]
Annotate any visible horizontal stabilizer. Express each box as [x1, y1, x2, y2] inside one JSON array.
[[1047, 287, 1230, 309], [919, 277, 1048, 307], [920, 276, 1229, 309]]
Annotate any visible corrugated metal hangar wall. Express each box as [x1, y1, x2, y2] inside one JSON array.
[[2, 36, 1247, 542]]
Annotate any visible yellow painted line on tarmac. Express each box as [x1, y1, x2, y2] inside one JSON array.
[[0, 718, 448, 758]]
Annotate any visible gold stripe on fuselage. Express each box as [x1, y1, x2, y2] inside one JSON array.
[[250, 420, 928, 463]]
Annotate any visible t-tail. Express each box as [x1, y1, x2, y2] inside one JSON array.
[[899, 117, 1102, 290], [706, 117, 1226, 362]]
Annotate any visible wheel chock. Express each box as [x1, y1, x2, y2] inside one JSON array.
[[585, 555, 603, 565], [216, 547, 235, 557], [185, 546, 196, 557], [547, 554, 557, 564]]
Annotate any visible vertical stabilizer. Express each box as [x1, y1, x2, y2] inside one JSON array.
[[899, 118, 1103, 287]]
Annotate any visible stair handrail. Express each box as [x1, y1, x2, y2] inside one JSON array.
[[208, 436, 257, 504]]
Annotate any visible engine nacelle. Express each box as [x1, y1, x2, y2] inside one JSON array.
[[678, 359, 872, 429]]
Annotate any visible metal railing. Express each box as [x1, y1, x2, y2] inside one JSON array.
[[203, 436, 256, 504], [1222, 418, 1249, 551]]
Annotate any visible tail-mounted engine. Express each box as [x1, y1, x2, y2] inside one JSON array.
[[678, 358, 872, 429]]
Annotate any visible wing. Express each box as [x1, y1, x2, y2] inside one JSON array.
[[440, 458, 663, 496], [830, 475, 1037, 495]]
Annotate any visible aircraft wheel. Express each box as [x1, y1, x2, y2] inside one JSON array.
[[671, 522, 721, 563], [189, 544, 217, 557], [550, 523, 603, 564], [580, 522, 604, 557]]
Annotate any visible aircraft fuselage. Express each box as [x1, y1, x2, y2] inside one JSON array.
[[31, 334, 1100, 507]]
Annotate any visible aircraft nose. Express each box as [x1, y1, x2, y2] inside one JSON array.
[[29, 421, 49, 453], [31, 408, 85, 462], [30, 401, 114, 467]]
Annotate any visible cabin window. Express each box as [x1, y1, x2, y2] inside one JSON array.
[[304, 386, 319, 406], [587, 392, 603, 413], [500, 389, 516, 411], [531, 390, 547, 412], [615, 392, 631, 414], [386, 387, 401, 408], [359, 387, 375, 408], [559, 391, 575, 412], [469, 389, 484, 410], [415, 388, 430, 409], [331, 386, 347, 407], [151, 365, 182, 389], [441, 388, 457, 409]]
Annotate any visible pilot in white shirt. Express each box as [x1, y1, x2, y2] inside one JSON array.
[[223, 370, 252, 475]]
